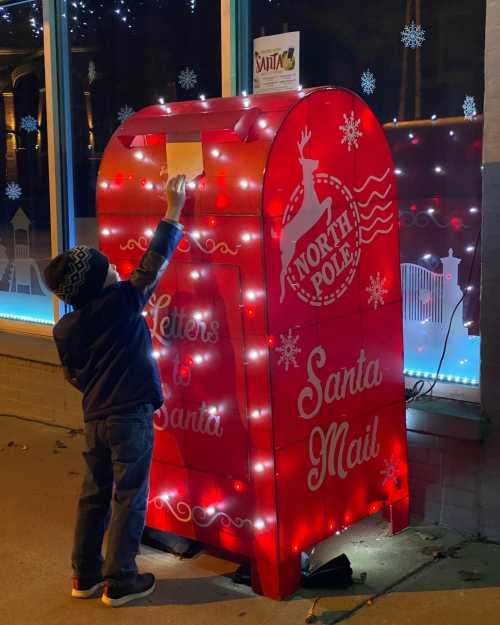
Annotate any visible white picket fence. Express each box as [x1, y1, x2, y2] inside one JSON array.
[[400, 263, 444, 324]]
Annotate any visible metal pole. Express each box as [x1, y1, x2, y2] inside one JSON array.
[[415, 0, 422, 118], [399, 0, 412, 120], [42, 0, 75, 319]]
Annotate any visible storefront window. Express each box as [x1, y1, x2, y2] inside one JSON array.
[[0, 0, 53, 324], [67, 0, 221, 243], [252, 0, 485, 386]]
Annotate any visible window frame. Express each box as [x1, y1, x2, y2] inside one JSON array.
[[0, 0, 238, 336]]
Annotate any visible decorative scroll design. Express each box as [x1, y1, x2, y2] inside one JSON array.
[[178, 236, 240, 256], [119, 235, 240, 256], [399, 210, 456, 229], [119, 236, 148, 252], [149, 496, 253, 530]]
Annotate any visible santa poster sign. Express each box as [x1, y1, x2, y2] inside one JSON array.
[[253, 31, 300, 94]]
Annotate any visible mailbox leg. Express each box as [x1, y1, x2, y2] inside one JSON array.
[[385, 496, 410, 535], [250, 553, 301, 600]]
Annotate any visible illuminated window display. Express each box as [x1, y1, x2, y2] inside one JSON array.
[[252, 0, 485, 385], [0, 1, 52, 324]]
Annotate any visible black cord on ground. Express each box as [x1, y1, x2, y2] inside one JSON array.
[[0, 412, 83, 434]]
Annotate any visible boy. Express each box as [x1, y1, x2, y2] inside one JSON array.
[[44, 175, 186, 607]]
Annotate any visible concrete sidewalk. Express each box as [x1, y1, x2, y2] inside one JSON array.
[[1, 413, 500, 625]]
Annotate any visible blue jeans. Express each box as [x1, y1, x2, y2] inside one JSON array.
[[71, 404, 154, 585]]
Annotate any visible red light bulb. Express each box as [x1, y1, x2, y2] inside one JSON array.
[[208, 216, 217, 226]]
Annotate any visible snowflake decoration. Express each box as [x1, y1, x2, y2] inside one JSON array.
[[361, 69, 376, 95], [0, 8, 12, 23], [380, 454, 401, 486], [178, 67, 198, 90], [20, 115, 38, 133], [276, 328, 301, 372], [401, 21, 426, 49], [5, 182, 22, 201], [463, 95, 477, 120], [339, 110, 363, 152], [366, 272, 388, 310], [117, 105, 134, 124], [88, 60, 96, 84]]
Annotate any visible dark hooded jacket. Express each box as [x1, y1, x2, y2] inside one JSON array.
[[53, 220, 182, 422]]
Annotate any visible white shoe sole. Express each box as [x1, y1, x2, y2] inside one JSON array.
[[101, 580, 156, 607], [71, 581, 105, 598]]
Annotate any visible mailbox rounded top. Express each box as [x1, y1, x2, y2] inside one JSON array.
[[97, 87, 393, 222]]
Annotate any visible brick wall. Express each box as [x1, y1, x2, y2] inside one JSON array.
[[407, 431, 482, 536], [0, 354, 82, 429]]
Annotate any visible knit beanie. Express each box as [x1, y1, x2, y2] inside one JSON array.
[[44, 245, 109, 309]]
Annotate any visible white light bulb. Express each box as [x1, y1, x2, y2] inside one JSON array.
[[158, 97, 165, 105], [246, 290, 257, 301], [434, 166, 443, 173], [100, 181, 109, 189], [166, 106, 172, 114], [258, 119, 268, 129], [464, 320, 473, 327], [466, 246, 475, 253], [254, 518, 265, 530], [243, 99, 250, 108], [248, 349, 260, 361], [251, 409, 261, 419], [427, 208, 435, 214], [206, 506, 216, 516], [161, 493, 170, 501], [193, 311, 203, 321], [241, 90, 248, 97], [152, 350, 161, 360], [141, 311, 148, 317], [145, 182, 154, 191], [394, 168, 403, 176], [190, 270, 201, 280], [208, 405, 217, 415], [134, 151, 144, 161], [423, 253, 432, 260], [431, 114, 437, 120], [239, 179, 249, 189], [466, 285, 474, 292], [102, 228, 111, 236], [449, 130, 455, 137], [408, 133, 414, 139], [199, 94, 206, 101], [188, 181, 197, 190], [393, 117, 398, 124], [254, 462, 265, 473], [211, 149, 221, 158], [193, 354, 203, 364], [192, 231, 201, 239], [241, 232, 251, 242], [144, 228, 154, 237], [469, 207, 479, 214], [297, 84, 303, 91]]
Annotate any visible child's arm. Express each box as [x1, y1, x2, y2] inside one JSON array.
[[128, 175, 186, 309]]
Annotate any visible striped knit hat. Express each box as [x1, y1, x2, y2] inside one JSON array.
[[44, 246, 109, 309]]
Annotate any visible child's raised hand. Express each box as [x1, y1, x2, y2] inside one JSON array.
[[165, 175, 186, 223]]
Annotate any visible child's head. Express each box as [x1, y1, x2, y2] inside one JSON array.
[[44, 245, 117, 308]]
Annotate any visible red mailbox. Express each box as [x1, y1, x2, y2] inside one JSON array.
[[97, 87, 409, 599]]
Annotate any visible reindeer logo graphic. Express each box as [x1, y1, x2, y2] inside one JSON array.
[[279, 128, 333, 303]]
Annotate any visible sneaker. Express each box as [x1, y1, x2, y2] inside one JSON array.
[[101, 573, 156, 607], [71, 576, 105, 599]]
